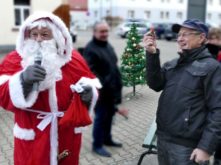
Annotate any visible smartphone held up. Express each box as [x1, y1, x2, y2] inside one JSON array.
[[140, 27, 156, 50]]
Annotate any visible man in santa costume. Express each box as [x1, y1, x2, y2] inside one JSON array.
[[0, 11, 101, 165]]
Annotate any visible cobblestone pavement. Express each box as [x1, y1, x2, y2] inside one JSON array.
[[79, 86, 160, 165]]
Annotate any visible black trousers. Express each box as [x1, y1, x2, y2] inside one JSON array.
[[214, 143, 221, 160], [92, 101, 116, 148], [157, 136, 209, 165]]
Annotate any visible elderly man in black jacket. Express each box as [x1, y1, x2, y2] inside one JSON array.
[[143, 19, 221, 165], [83, 21, 123, 157]]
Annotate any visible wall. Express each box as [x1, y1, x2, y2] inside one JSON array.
[[0, 0, 18, 45], [0, 0, 62, 46], [32, 0, 61, 12]]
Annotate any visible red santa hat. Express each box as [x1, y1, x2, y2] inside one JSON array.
[[16, 11, 72, 65]]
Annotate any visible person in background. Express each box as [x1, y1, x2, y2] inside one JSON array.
[[144, 19, 221, 165], [0, 11, 101, 165], [83, 21, 128, 157], [207, 27, 221, 62], [207, 27, 221, 165]]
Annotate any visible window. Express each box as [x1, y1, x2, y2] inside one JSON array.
[[177, 12, 183, 19], [144, 11, 151, 19], [14, 0, 30, 26], [14, 0, 29, 5], [207, 13, 212, 20], [160, 11, 164, 19], [161, 0, 165, 2], [128, 10, 135, 18], [147, 0, 151, 1], [165, 11, 169, 19], [209, 0, 213, 5], [178, 0, 183, 3]]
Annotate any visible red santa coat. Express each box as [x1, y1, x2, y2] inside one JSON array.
[[0, 50, 100, 165]]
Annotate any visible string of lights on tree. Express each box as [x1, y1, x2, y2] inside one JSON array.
[[120, 23, 146, 96]]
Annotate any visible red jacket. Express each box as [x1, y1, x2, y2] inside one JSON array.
[[0, 50, 99, 165]]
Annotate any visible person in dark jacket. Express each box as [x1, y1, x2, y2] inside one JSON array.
[[207, 27, 221, 165], [143, 19, 221, 165], [207, 27, 221, 61], [83, 21, 124, 157]]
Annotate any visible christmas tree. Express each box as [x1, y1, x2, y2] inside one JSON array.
[[120, 23, 146, 97]]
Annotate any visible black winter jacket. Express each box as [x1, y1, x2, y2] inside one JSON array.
[[146, 46, 221, 154], [83, 37, 122, 105]]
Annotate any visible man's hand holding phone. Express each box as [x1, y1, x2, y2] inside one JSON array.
[[142, 28, 157, 54]]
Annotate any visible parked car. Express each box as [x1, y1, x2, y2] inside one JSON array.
[[164, 23, 177, 41], [117, 22, 148, 38], [124, 18, 146, 22], [152, 23, 167, 39]]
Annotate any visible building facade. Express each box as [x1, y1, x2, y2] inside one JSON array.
[[206, 0, 221, 27], [69, 0, 89, 30], [1, 0, 221, 47], [88, 0, 221, 26], [88, 0, 187, 24], [0, 0, 66, 47]]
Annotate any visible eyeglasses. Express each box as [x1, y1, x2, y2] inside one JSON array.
[[98, 30, 109, 33], [29, 30, 53, 41], [177, 32, 201, 38]]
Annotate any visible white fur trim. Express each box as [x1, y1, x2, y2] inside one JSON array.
[[70, 77, 102, 92], [9, 71, 39, 108], [48, 84, 59, 165], [16, 11, 72, 65], [74, 127, 87, 134], [92, 78, 102, 89], [13, 123, 35, 140], [21, 87, 61, 165], [0, 75, 11, 85], [48, 84, 58, 113], [70, 77, 102, 117]]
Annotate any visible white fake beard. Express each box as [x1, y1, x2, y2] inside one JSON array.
[[21, 39, 63, 91]]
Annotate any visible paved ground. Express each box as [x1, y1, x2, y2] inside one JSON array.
[[0, 30, 178, 165], [79, 85, 160, 165]]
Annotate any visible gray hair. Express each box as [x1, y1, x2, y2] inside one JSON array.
[[93, 20, 109, 31]]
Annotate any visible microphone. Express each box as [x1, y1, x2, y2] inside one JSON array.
[[33, 50, 42, 91]]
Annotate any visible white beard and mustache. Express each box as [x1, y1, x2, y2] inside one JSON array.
[[21, 39, 64, 91]]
